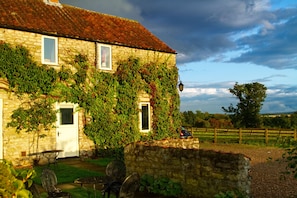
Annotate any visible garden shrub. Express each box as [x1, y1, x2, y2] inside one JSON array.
[[214, 190, 246, 198], [140, 174, 183, 197], [282, 140, 297, 179], [0, 160, 36, 198]]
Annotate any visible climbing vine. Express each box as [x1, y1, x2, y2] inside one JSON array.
[[0, 42, 181, 150]]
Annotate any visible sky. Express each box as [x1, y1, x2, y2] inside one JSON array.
[[60, 0, 297, 114]]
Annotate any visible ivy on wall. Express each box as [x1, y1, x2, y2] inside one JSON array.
[[0, 42, 181, 149]]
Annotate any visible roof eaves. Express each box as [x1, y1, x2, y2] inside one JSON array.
[[1, 25, 176, 54]]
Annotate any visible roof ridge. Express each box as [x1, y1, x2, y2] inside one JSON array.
[[0, 0, 176, 53], [62, 4, 139, 24]]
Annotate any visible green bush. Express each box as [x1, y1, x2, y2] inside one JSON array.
[[282, 140, 297, 179], [214, 190, 246, 198], [140, 174, 183, 197], [0, 160, 36, 198]]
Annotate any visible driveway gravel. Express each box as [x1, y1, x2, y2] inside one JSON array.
[[200, 143, 297, 198]]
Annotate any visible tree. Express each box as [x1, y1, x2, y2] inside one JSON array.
[[222, 82, 267, 128], [181, 111, 196, 126], [291, 112, 297, 129]]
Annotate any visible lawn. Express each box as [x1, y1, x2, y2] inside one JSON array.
[[32, 158, 116, 198]]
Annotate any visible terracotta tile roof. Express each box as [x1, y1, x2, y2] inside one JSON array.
[[0, 0, 175, 53]]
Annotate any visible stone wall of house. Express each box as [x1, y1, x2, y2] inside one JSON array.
[[0, 86, 57, 166], [124, 139, 251, 198], [0, 28, 176, 70], [0, 28, 176, 165]]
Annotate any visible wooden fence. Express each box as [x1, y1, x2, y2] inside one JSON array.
[[184, 127, 297, 145]]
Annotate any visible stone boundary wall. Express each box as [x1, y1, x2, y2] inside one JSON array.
[[124, 138, 250, 198]]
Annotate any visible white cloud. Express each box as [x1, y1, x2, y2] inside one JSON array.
[[260, 20, 275, 35], [181, 87, 230, 98]]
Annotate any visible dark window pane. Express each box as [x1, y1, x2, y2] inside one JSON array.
[[141, 105, 149, 130], [60, 108, 73, 125]]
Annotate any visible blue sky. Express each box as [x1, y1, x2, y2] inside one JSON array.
[[60, 0, 297, 114]]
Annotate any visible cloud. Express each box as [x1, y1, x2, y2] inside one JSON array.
[[263, 85, 297, 113], [230, 9, 297, 69], [61, 0, 142, 20], [180, 82, 236, 113], [252, 74, 287, 83], [126, 0, 278, 65], [180, 82, 297, 113]]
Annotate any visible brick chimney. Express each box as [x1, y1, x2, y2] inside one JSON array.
[[44, 0, 62, 7]]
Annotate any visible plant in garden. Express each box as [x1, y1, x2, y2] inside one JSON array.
[[140, 174, 183, 197], [0, 160, 36, 197], [281, 141, 297, 179], [214, 190, 246, 198], [7, 99, 57, 155]]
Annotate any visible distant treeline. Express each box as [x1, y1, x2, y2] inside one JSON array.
[[181, 110, 297, 129]]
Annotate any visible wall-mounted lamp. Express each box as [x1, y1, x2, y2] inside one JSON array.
[[178, 81, 184, 92]]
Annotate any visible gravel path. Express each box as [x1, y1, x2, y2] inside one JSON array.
[[199, 143, 297, 198]]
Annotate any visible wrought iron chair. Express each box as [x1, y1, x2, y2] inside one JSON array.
[[103, 172, 140, 198], [118, 173, 140, 198], [41, 168, 71, 198], [105, 160, 126, 182], [102, 160, 126, 198]]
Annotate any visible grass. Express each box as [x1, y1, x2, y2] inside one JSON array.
[[39, 188, 118, 198], [85, 157, 114, 167], [33, 163, 104, 185]]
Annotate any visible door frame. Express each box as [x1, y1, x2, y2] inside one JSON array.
[[56, 102, 79, 158], [0, 99, 2, 159]]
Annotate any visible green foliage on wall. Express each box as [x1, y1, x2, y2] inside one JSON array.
[[0, 42, 181, 149], [0, 42, 57, 96]]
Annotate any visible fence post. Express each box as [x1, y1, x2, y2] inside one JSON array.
[[265, 128, 269, 145], [294, 129, 297, 141], [214, 128, 217, 143], [239, 128, 242, 144]]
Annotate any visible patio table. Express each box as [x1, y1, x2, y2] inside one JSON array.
[[27, 152, 42, 166], [41, 149, 63, 166]]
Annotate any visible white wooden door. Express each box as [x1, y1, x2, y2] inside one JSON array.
[[0, 99, 2, 159], [56, 103, 79, 158]]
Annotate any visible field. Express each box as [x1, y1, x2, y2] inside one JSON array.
[[186, 127, 297, 145]]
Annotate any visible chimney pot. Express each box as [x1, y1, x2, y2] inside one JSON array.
[[44, 0, 61, 7]]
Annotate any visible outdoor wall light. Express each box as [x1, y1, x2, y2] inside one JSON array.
[[178, 81, 184, 92]]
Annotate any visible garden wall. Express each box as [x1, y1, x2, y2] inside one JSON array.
[[124, 138, 251, 198]]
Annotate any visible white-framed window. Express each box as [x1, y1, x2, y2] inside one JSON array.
[[97, 44, 112, 70], [42, 36, 58, 65], [139, 102, 150, 132]]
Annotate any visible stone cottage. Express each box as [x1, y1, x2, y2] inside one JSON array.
[[0, 0, 178, 165]]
